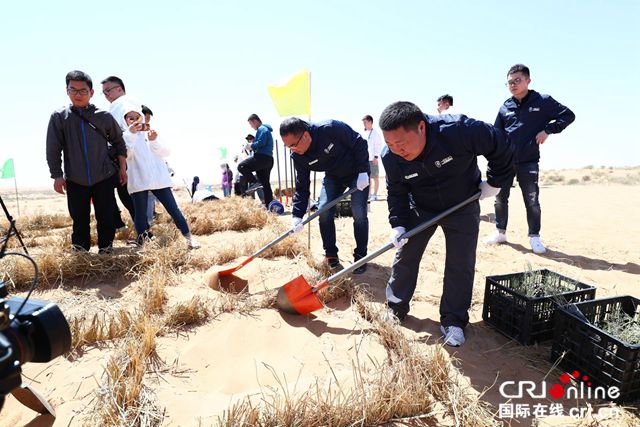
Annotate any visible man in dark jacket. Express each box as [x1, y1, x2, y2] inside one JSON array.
[[280, 117, 370, 274], [46, 70, 127, 253], [486, 64, 575, 254], [380, 101, 513, 346]]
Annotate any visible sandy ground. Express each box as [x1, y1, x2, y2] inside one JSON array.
[[0, 172, 639, 426]]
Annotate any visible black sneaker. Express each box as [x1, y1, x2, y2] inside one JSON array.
[[244, 182, 263, 195], [324, 256, 343, 272], [98, 246, 113, 255], [136, 230, 155, 246], [352, 254, 367, 275]]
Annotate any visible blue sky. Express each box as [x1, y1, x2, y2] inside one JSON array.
[[1, 0, 638, 188]]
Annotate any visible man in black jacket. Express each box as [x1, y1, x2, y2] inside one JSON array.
[[486, 64, 575, 254], [280, 117, 370, 274], [380, 101, 513, 346], [46, 70, 127, 253]]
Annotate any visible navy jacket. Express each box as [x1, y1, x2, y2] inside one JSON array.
[[291, 120, 369, 218], [495, 90, 575, 164], [382, 114, 513, 229]]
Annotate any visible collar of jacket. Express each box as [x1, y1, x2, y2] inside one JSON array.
[[511, 89, 537, 107]]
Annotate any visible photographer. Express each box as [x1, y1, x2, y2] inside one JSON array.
[[46, 70, 127, 253]]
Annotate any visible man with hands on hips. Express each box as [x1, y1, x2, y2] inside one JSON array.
[[280, 117, 370, 274], [380, 101, 513, 346]]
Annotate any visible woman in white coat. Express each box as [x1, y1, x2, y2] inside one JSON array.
[[122, 103, 199, 248]]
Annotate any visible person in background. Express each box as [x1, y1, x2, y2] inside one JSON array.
[[46, 70, 126, 253], [485, 64, 575, 254], [362, 114, 384, 201], [221, 163, 233, 197], [121, 102, 199, 249], [379, 101, 513, 346], [238, 114, 274, 207], [141, 105, 158, 224], [436, 94, 455, 115]]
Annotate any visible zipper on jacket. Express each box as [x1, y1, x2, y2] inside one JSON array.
[[80, 121, 93, 185]]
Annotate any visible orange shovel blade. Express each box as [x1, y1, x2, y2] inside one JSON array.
[[276, 275, 324, 315], [218, 256, 254, 277]]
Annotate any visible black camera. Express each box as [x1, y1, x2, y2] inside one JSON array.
[[0, 195, 72, 413]]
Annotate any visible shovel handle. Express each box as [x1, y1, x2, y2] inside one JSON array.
[[250, 187, 358, 259], [316, 191, 481, 290]]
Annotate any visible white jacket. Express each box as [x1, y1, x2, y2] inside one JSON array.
[[120, 103, 173, 194]]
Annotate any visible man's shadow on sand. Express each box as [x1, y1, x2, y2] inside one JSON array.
[[504, 242, 640, 275]]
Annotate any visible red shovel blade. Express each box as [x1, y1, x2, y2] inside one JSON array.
[[276, 275, 325, 315], [218, 256, 254, 277]]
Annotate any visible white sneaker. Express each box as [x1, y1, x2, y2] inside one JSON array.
[[440, 325, 465, 347], [529, 236, 546, 254], [185, 234, 200, 249], [485, 230, 507, 245]]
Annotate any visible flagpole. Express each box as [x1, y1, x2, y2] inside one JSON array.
[[13, 176, 19, 217]]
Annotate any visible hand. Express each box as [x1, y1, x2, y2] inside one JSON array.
[[371, 158, 378, 166], [119, 169, 128, 186], [356, 172, 369, 191], [535, 130, 549, 145], [53, 177, 66, 194], [389, 226, 408, 249], [291, 217, 304, 233], [479, 180, 501, 200], [148, 130, 158, 141]]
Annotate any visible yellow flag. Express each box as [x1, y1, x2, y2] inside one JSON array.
[[267, 69, 311, 117]]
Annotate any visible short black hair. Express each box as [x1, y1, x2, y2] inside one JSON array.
[[507, 64, 530, 78], [362, 114, 373, 122], [247, 113, 261, 122], [379, 101, 425, 132], [437, 94, 453, 106], [279, 117, 309, 137], [100, 75, 126, 93], [141, 105, 153, 116], [66, 70, 93, 89]]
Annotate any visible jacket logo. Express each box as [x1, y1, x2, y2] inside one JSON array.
[[505, 111, 515, 116], [323, 143, 334, 154], [435, 156, 453, 168], [529, 107, 540, 112], [404, 173, 418, 179], [309, 159, 318, 165]]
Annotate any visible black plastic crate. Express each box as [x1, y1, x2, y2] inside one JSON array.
[[482, 269, 596, 345], [334, 197, 352, 218], [551, 296, 640, 403]]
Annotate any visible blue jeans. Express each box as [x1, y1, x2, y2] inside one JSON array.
[[131, 187, 190, 237], [494, 162, 541, 236], [318, 175, 369, 259]]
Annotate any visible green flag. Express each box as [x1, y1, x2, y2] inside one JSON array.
[[218, 147, 228, 161], [0, 158, 14, 179]]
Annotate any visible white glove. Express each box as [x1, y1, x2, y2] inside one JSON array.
[[356, 172, 370, 191], [479, 180, 501, 200], [291, 217, 304, 233], [389, 226, 408, 249]]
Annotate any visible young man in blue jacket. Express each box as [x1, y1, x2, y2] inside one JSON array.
[[380, 101, 513, 346], [486, 64, 575, 254], [280, 117, 370, 274], [238, 113, 274, 208]]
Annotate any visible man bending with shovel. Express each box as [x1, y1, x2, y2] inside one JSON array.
[[280, 117, 370, 274], [380, 101, 513, 346]]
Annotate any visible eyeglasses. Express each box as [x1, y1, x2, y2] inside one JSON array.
[[67, 88, 90, 96], [505, 77, 524, 87], [287, 132, 305, 149], [102, 86, 120, 95]]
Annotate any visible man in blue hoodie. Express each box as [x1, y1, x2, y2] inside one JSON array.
[[485, 64, 575, 254], [238, 113, 274, 207], [280, 117, 370, 274], [380, 101, 513, 346]]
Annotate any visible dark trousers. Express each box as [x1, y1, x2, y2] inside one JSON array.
[[318, 174, 369, 260], [494, 162, 541, 236], [237, 154, 274, 206], [66, 178, 115, 250], [130, 187, 190, 237], [112, 175, 135, 227], [387, 201, 480, 328]]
